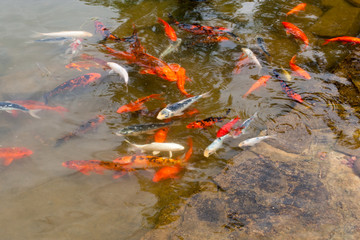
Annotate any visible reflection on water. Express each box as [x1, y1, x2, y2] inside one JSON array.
[[1, 0, 360, 239]]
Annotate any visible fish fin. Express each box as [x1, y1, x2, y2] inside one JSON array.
[[201, 91, 212, 99], [79, 167, 91, 175], [113, 171, 127, 179], [29, 109, 41, 119], [3, 157, 14, 166], [139, 68, 156, 75], [153, 151, 160, 155]]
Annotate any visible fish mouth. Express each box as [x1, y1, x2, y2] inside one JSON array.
[[203, 149, 211, 158]]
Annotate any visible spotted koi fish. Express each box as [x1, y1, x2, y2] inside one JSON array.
[[186, 109, 231, 129], [273, 69, 303, 103], [169, 14, 240, 41], [0, 147, 33, 166], [55, 115, 106, 147], [116, 122, 173, 136], [44, 73, 102, 103]]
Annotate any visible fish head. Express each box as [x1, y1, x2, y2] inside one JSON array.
[[155, 66, 178, 82], [293, 93, 303, 103], [241, 48, 252, 56], [16, 147, 33, 158], [116, 105, 132, 113], [157, 108, 173, 120], [115, 129, 128, 136]]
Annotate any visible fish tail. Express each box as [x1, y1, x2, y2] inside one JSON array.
[[200, 90, 212, 99], [29, 109, 41, 119]]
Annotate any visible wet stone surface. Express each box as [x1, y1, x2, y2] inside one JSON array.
[[333, 49, 360, 92]]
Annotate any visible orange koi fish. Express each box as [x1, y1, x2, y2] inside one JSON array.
[[217, 116, 240, 138], [0, 147, 33, 166], [55, 115, 106, 147], [10, 100, 68, 114], [154, 127, 169, 143], [186, 109, 230, 129], [116, 94, 163, 114], [152, 137, 193, 182], [286, 3, 306, 16], [62, 160, 106, 175], [158, 17, 178, 41], [323, 36, 360, 45], [44, 73, 102, 103], [102, 26, 192, 85], [65, 61, 105, 71], [242, 75, 271, 98], [282, 22, 309, 48], [289, 55, 311, 79], [173, 64, 193, 97]]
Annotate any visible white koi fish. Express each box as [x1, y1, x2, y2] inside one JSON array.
[[238, 135, 275, 148], [107, 62, 129, 88], [125, 140, 184, 157], [33, 31, 93, 38], [242, 48, 262, 69], [204, 134, 231, 158], [157, 91, 211, 120]]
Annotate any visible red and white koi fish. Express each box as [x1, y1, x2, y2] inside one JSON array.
[[0, 147, 33, 166], [242, 75, 271, 98], [286, 3, 306, 16], [289, 55, 311, 79], [323, 36, 360, 45], [282, 22, 309, 48], [233, 48, 262, 74]]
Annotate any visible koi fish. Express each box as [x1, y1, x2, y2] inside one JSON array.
[[282, 22, 309, 48], [230, 112, 258, 138], [289, 55, 311, 79], [152, 165, 182, 182], [256, 37, 271, 57], [160, 38, 182, 59], [116, 94, 163, 114], [233, 48, 262, 74], [273, 69, 303, 103], [194, 35, 230, 44], [62, 160, 106, 175], [286, 3, 306, 16], [186, 109, 231, 129], [238, 135, 276, 147], [216, 116, 240, 138], [0, 147, 33, 166], [125, 140, 184, 157], [33, 31, 93, 38], [281, 66, 292, 82], [154, 127, 169, 143], [102, 28, 192, 85], [173, 63, 193, 97], [158, 17, 177, 41], [169, 14, 240, 41], [44, 73, 102, 103], [107, 62, 129, 87], [183, 137, 193, 162], [243, 75, 271, 98], [34, 37, 71, 42], [322, 36, 360, 45], [65, 61, 105, 71], [10, 100, 68, 115], [115, 122, 173, 136], [94, 20, 119, 40], [55, 115, 106, 147], [66, 38, 82, 55], [0, 101, 40, 118], [204, 134, 231, 157], [157, 91, 211, 120]]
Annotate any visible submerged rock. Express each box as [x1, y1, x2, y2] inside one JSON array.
[[347, 0, 360, 7], [309, 1, 360, 37]]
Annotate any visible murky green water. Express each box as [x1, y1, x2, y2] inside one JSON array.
[[1, 0, 360, 239]]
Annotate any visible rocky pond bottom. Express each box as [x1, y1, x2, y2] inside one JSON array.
[[143, 107, 360, 239]]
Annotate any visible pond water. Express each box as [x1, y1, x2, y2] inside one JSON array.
[[1, 0, 360, 239]]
